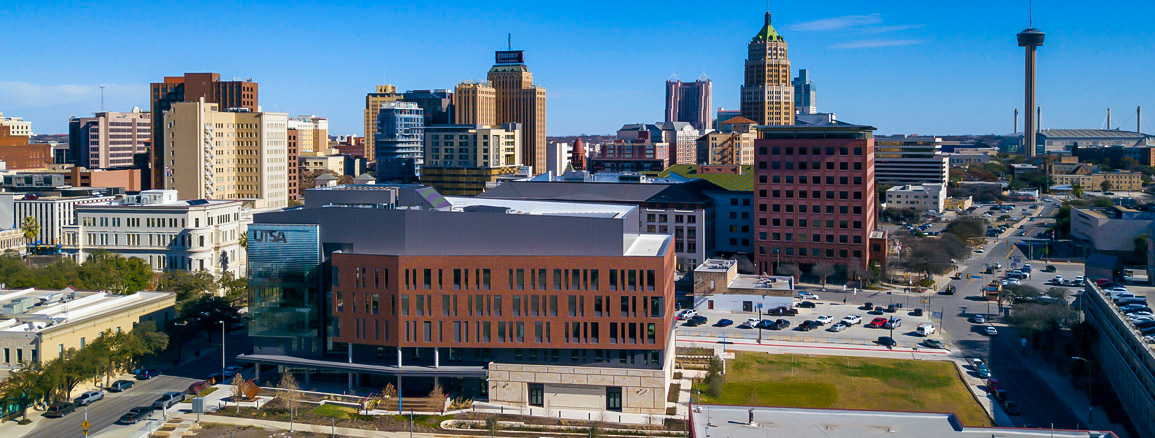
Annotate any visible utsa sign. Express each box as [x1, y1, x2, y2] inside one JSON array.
[[251, 230, 287, 243], [495, 50, 523, 64]]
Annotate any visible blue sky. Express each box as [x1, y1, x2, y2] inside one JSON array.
[[1, 1, 1152, 136]]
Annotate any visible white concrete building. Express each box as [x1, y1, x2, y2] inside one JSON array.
[[885, 184, 946, 213], [545, 141, 572, 175], [692, 259, 794, 312], [61, 190, 248, 276], [0, 193, 115, 245], [0, 113, 33, 137], [300, 155, 345, 175], [1071, 206, 1155, 253]]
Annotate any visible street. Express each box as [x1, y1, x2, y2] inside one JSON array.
[[28, 327, 252, 437]]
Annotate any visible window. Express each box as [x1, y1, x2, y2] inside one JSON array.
[[606, 387, 622, 411], [528, 384, 544, 407]]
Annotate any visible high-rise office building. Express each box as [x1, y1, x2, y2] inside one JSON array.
[[753, 123, 885, 275], [68, 110, 151, 169], [665, 78, 712, 131], [453, 82, 497, 126], [401, 89, 454, 126], [150, 73, 258, 188], [873, 135, 949, 186], [163, 99, 288, 210], [363, 84, 404, 161], [741, 12, 793, 126], [288, 115, 330, 157], [792, 69, 817, 115], [487, 49, 546, 174], [374, 102, 425, 182]]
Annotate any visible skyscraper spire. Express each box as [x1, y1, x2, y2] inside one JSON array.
[[765, 11, 771, 27]]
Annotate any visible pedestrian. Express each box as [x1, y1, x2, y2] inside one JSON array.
[[843, 297, 847, 304]]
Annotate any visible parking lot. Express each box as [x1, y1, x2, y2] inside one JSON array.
[[675, 297, 947, 349]]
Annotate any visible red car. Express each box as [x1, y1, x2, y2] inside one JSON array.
[[866, 317, 890, 328]]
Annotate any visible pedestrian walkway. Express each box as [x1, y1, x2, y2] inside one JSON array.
[[1017, 346, 1129, 435], [171, 412, 444, 438]]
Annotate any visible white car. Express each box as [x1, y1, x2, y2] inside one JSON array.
[[841, 315, 862, 325], [1051, 276, 1065, 284], [74, 390, 104, 406], [974, 248, 986, 254], [740, 318, 761, 329], [1073, 276, 1085, 283], [827, 323, 848, 332], [676, 309, 697, 320], [972, 315, 986, 323], [985, 326, 999, 336], [815, 315, 834, 325], [798, 292, 819, 300]]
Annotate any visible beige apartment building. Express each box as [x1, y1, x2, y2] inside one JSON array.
[[1051, 171, 1144, 192], [363, 85, 403, 161], [453, 81, 497, 126], [422, 123, 523, 195], [288, 115, 329, 157], [487, 55, 546, 174], [0, 288, 175, 377], [698, 131, 755, 165], [163, 99, 289, 210]]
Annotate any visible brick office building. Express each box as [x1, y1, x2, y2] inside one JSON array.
[[752, 122, 886, 275], [241, 185, 676, 414]]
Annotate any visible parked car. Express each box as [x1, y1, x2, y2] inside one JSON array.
[[1051, 276, 1065, 285], [74, 390, 104, 406], [867, 317, 889, 328], [715, 319, 734, 328], [108, 380, 135, 392], [767, 307, 799, 316], [921, 339, 947, 350], [684, 315, 708, 327], [1043, 265, 1057, 272], [740, 318, 761, 329], [676, 309, 697, 320], [975, 364, 992, 379], [916, 323, 935, 336], [153, 392, 184, 410], [135, 368, 162, 380], [985, 326, 999, 336], [796, 301, 816, 309], [876, 336, 897, 347], [884, 318, 903, 329], [869, 306, 885, 315], [974, 248, 985, 254], [118, 406, 155, 425], [1003, 400, 1022, 415], [860, 302, 874, 311], [186, 380, 211, 395], [911, 308, 924, 317], [828, 323, 848, 332], [1074, 276, 1085, 283], [44, 402, 76, 418], [972, 315, 986, 323], [798, 292, 819, 300], [841, 315, 862, 325], [815, 315, 834, 325]]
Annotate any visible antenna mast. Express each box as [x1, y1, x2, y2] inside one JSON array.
[[99, 85, 106, 112]]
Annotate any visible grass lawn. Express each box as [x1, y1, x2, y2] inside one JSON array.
[[311, 403, 358, 419], [695, 352, 991, 427]]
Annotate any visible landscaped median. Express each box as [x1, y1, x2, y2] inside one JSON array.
[[691, 352, 992, 427]]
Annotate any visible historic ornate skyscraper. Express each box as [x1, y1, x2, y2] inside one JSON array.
[[487, 48, 547, 174], [741, 12, 793, 126]]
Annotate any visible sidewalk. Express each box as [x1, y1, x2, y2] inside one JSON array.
[[1017, 346, 1129, 435]]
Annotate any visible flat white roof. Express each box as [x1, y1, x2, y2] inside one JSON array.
[[624, 234, 670, 257], [443, 196, 635, 219], [0, 289, 174, 334]]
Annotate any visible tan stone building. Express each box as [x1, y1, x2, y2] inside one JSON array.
[[421, 123, 522, 196], [163, 99, 289, 210], [487, 52, 546, 174], [362, 85, 403, 161], [1051, 171, 1143, 192], [452, 81, 496, 126], [288, 115, 329, 157], [740, 13, 793, 126], [0, 288, 175, 378]]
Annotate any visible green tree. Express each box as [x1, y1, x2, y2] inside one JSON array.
[[218, 272, 249, 306], [1072, 183, 1084, 198], [157, 270, 217, 306], [1, 364, 46, 420], [703, 356, 726, 398], [178, 295, 243, 342], [1100, 180, 1113, 192], [79, 251, 153, 294], [19, 216, 39, 243]]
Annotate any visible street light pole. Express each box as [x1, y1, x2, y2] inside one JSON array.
[[220, 320, 226, 375], [1072, 356, 1093, 426]]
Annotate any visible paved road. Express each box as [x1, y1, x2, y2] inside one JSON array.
[[31, 328, 252, 437]]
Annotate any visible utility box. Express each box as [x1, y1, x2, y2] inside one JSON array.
[[191, 397, 205, 413]]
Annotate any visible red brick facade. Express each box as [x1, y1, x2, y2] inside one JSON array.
[[753, 134, 878, 274], [329, 252, 676, 351]]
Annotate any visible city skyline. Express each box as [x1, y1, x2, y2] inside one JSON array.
[[1, 0, 1153, 137]]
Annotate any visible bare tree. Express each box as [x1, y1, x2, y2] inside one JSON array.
[[810, 263, 836, 290], [231, 373, 246, 413], [276, 372, 302, 428], [846, 262, 867, 287], [777, 264, 801, 281], [428, 384, 448, 414]]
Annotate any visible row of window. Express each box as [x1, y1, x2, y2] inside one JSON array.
[[760, 246, 864, 259], [762, 175, 864, 185], [339, 317, 660, 346], [758, 217, 865, 230], [765, 204, 864, 215], [335, 291, 664, 319], [762, 146, 864, 156], [339, 267, 658, 293]]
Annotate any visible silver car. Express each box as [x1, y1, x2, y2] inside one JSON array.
[[74, 390, 104, 406]]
